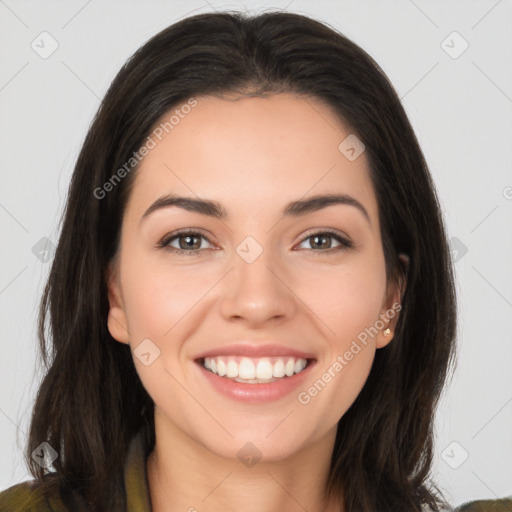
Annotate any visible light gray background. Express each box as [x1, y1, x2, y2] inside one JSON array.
[[1, 0, 511, 508]]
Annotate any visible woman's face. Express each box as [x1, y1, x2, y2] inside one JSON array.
[[107, 93, 402, 461]]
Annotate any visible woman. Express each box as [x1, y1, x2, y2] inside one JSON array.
[[0, 10, 507, 512]]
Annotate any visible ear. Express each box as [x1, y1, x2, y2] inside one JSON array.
[[106, 260, 130, 345], [376, 253, 409, 349]]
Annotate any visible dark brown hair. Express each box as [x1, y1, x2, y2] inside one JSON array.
[[26, 10, 457, 512]]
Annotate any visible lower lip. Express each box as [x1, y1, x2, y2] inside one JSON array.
[[195, 360, 316, 403]]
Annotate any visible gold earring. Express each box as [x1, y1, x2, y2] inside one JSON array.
[[383, 328, 391, 336]]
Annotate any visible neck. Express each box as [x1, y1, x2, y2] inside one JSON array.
[[146, 412, 344, 512]]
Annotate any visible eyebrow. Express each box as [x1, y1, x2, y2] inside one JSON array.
[[140, 193, 370, 225]]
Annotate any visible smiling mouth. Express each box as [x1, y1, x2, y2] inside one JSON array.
[[197, 355, 315, 384]]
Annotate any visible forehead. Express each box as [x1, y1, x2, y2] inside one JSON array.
[[125, 93, 378, 223]]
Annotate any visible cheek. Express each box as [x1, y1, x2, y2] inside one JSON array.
[[297, 261, 386, 347], [297, 263, 385, 418], [120, 262, 206, 411], [121, 259, 208, 341]]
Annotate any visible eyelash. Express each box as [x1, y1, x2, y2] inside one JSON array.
[[157, 229, 353, 256]]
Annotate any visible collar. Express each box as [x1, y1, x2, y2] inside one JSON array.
[[123, 430, 153, 512]]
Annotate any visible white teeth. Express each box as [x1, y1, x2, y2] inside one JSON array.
[[285, 358, 295, 377], [256, 358, 273, 379], [294, 359, 307, 373], [239, 358, 256, 379], [226, 359, 238, 378], [273, 359, 285, 378], [202, 355, 309, 381], [232, 377, 279, 384], [217, 359, 227, 377]]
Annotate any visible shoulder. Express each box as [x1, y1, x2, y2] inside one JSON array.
[[454, 497, 512, 511], [0, 478, 67, 512]]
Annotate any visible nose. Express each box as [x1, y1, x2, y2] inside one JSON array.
[[219, 247, 297, 327]]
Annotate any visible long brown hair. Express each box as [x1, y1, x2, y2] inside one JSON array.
[[26, 10, 457, 511]]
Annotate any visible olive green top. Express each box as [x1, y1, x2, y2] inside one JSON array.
[[0, 432, 151, 512], [0, 432, 510, 511]]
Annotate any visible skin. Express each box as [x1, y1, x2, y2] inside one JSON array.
[[107, 93, 406, 512]]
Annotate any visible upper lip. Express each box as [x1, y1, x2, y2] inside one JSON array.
[[194, 343, 316, 360]]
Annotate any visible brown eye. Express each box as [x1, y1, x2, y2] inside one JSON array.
[[176, 234, 202, 250], [158, 230, 214, 255], [309, 234, 335, 250], [297, 231, 352, 252]]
